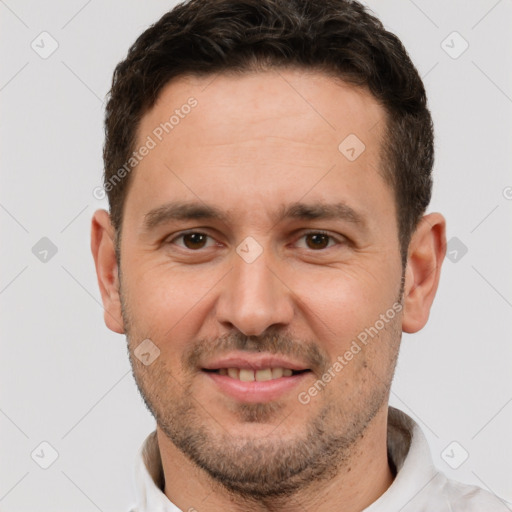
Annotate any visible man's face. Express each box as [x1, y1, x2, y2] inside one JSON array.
[[118, 69, 404, 496]]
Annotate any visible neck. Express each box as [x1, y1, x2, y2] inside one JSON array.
[[156, 405, 394, 512]]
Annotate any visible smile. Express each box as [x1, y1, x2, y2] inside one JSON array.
[[205, 367, 308, 381], [202, 368, 311, 403]]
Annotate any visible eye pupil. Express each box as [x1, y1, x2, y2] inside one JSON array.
[[183, 233, 207, 249], [306, 233, 329, 249]]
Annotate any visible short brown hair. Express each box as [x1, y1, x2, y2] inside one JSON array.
[[103, 0, 434, 262]]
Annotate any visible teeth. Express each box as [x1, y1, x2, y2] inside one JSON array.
[[228, 368, 239, 379], [271, 367, 283, 379], [239, 369, 255, 382], [217, 367, 300, 381], [255, 369, 273, 381]]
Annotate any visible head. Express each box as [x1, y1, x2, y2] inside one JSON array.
[[92, 0, 446, 500]]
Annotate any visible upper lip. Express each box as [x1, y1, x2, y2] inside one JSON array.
[[201, 353, 310, 371]]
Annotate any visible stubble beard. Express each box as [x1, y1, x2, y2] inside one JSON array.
[[121, 290, 402, 501]]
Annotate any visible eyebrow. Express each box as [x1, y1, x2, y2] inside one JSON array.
[[143, 200, 365, 231], [144, 201, 230, 230]]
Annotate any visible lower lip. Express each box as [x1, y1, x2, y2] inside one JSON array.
[[203, 371, 311, 403]]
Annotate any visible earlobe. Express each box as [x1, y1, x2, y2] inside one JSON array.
[[90, 209, 125, 334], [402, 213, 447, 334]]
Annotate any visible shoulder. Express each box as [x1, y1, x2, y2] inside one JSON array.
[[439, 477, 509, 511]]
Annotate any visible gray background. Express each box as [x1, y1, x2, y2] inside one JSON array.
[[1, 1, 511, 510]]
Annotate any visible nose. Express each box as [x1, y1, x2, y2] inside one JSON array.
[[215, 246, 294, 337]]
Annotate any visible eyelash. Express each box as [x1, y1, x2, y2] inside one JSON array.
[[167, 230, 345, 251]]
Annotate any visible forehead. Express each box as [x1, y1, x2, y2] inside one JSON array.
[[140, 68, 384, 147], [126, 69, 393, 231]]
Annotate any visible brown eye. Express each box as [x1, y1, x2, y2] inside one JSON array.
[[179, 232, 210, 250], [183, 233, 207, 249], [304, 233, 331, 250]]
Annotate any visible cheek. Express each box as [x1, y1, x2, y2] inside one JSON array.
[[292, 267, 398, 349], [123, 262, 221, 347]]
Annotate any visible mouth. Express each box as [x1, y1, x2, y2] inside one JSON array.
[[201, 354, 312, 402], [203, 367, 310, 381]]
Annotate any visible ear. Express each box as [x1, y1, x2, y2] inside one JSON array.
[[90, 209, 125, 334], [402, 213, 446, 334]]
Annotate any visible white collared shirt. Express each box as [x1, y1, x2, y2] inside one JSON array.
[[129, 406, 506, 511]]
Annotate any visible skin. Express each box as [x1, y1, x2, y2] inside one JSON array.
[[91, 68, 446, 511]]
